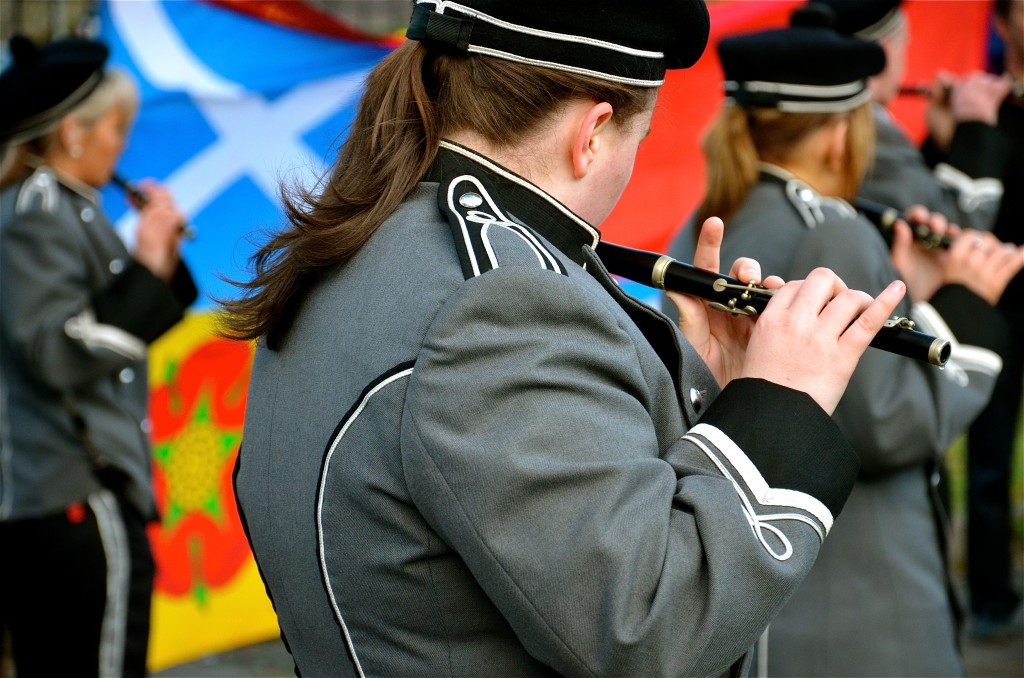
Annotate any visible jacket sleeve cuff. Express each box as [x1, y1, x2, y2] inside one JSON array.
[[92, 261, 189, 344], [697, 378, 859, 521]]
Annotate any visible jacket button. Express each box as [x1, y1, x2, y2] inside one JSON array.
[[459, 192, 483, 208], [119, 367, 135, 384], [689, 387, 703, 413], [109, 259, 125, 274], [80, 207, 95, 222]]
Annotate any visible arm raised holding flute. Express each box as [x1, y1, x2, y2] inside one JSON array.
[[218, 1, 927, 675], [663, 6, 1022, 674]]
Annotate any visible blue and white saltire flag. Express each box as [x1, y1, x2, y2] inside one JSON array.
[[97, 0, 393, 310]]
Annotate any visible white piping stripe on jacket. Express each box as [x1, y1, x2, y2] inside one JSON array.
[[64, 309, 147, 362], [440, 141, 601, 247], [317, 367, 415, 678], [90, 490, 130, 678], [934, 163, 1004, 213], [687, 423, 834, 535], [15, 170, 60, 214], [448, 175, 562, 276], [682, 432, 822, 561]]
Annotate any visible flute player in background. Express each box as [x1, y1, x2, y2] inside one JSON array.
[[816, 0, 1024, 643], [815, 0, 1013, 232], [220, 0, 913, 675], [665, 7, 1024, 675], [961, 0, 1024, 642], [0, 34, 196, 677]]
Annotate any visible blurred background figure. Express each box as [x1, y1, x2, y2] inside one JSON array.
[[962, 0, 1024, 642], [666, 6, 1024, 675], [0, 34, 195, 677], [816, 0, 1024, 643], [816, 0, 1012, 232]]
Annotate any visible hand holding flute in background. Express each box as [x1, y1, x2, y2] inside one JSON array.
[[913, 70, 1015, 153], [883, 203, 1024, 306], [111, 173, 192, 283]]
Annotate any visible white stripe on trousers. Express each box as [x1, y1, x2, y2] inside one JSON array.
[[89, 490, 130, 678]]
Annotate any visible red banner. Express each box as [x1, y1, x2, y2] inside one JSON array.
[[602, 0, 992, 253]]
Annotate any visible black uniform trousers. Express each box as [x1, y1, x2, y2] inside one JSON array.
[[0, 490, 154, 677], [966, 301, 1024, 620]]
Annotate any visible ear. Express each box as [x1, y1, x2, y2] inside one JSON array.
[[823, 118, 849, 176], [58, 116, 82, 152], [571, 102, 615, 180]]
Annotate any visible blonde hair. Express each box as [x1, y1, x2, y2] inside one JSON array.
[[697, 101, 875, 224], [0, 68, 139, 187]]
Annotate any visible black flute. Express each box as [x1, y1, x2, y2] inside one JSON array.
[[853, 197, 953, 250], [110, 173, 197, 240], [596, 241, 951, 367]]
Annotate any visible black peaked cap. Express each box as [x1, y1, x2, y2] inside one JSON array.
[[406, 0, 711, 87], [807, 0, 903, 39], [0, 34, 109, 144], [718, 8, 886, 112]]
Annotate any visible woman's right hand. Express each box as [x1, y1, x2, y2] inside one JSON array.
[[740, 270, 906, 416], [670, 217, 906, 415], [891, 206, 1024, 306], [131, 180, 185, 282], [941, 229, 1024, 305]]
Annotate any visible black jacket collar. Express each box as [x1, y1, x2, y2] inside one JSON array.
[[426, 140, 600, 268]]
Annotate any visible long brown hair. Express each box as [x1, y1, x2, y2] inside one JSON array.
[[696, 101, 875, 225], [219, 41, 654, 349]]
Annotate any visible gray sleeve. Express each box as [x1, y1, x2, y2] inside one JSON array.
[[785, 220, 997, 476], [861, 119, 1002, 232], [401, 265, 855, 677], [0, 205, 143, 391]]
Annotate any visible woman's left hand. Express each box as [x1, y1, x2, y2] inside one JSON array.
[[666, 216, 784, 388], [132, 180, 185, 282]]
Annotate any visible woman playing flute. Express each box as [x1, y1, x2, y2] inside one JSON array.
[[221, 1, 913, 675], [666, 7, 1024, 675]]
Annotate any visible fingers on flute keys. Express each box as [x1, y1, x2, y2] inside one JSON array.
[[745, 270, 905, 415]]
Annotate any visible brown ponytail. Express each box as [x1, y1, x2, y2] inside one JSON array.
[[697, 101, 875, 226], [219, 41, 654, 349]]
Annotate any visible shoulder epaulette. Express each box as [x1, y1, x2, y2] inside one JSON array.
[[783, 177, 858, 229], [15, 167, 60, 215], [440, 174, 565, 281]]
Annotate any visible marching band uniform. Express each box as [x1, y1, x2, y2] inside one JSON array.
[[814, 0, 1010, 231], [867, 103, 1007, 232], [813, 0, 1023, 640], [0, 37, 196, 676], [671, 169, 1002, 676], [667, 14, 1005, 675], [236, 138, 861, 677]]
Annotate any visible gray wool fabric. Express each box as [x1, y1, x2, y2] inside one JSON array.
[[236, 144, 862, 677], [668, 166, 1000, 677]]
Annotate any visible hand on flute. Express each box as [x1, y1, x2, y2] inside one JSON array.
[[891, 205, 1024, 306], [667, 216, 906, 416], [667, 217, 784, 390], [132, 180, 187, 283]]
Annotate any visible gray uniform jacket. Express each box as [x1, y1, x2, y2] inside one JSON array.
[[234, 142, 863, 678], [667, 165, 1004, 677], [0, 165, 196, 521], [861, 103, 1008, 232]]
